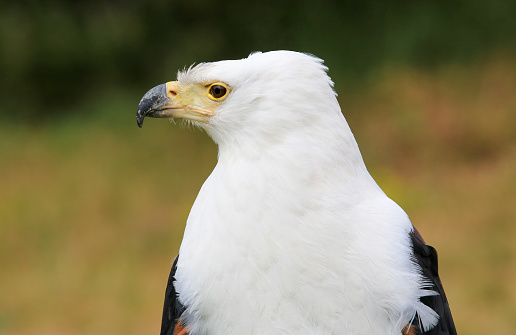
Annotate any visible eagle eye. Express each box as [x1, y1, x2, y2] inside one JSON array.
[[208, 83, 228, 100]]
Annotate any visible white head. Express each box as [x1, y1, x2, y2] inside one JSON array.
[[137, 51, 367, 174]]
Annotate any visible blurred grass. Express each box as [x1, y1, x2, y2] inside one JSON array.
[[1, 55, 516, 335]]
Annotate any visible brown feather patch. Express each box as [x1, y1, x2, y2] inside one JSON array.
[[402, 324, 417, 335], [174, 321, 188, 335]]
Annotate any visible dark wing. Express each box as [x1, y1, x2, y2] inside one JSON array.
[[407, 229, 457, 335], [161, 256, 187, 335]]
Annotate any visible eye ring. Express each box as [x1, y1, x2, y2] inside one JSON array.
[[207, 83, 229, 100]]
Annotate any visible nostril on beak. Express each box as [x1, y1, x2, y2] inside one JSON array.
[[168, 88, 177, 96]]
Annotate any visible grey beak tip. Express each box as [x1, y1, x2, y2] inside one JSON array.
[[136, 114, 144, 128], [136, 83, 167, 128]]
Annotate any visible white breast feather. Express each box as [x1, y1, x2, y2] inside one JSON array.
[[173, 51, 439, 335]]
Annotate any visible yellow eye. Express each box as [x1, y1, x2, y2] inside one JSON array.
[[207, 83, 228, 100]]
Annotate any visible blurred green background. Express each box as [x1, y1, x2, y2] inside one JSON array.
[[1, 1, 515, 334]]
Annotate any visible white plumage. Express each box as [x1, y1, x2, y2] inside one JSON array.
[[137, 51, 451, 335]]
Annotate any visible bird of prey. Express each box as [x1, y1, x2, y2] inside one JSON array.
[[136, 51, 456, 335]]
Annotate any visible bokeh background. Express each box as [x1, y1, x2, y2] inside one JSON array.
[[1, 1, 515, 334]]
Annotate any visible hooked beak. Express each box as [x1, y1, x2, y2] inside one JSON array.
[[136, 81, 214, 128], [136, 83, 171, 128]]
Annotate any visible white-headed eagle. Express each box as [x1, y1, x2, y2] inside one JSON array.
[[136, 51, 456, 335]]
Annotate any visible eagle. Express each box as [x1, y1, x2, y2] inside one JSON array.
[[136, 51, 456, 335]]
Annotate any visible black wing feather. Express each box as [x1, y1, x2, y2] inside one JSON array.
[[410, 229, 457, 335], [160, 255, 186, 335]]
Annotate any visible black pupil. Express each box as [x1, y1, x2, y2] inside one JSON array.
[[211, 85, 226, 98]]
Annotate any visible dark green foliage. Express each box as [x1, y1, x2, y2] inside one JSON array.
[[1, 0, 515, 122]]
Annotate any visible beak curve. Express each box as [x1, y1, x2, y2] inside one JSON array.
[[136, 82, 214, 127], [136, 83, 173, 128]]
